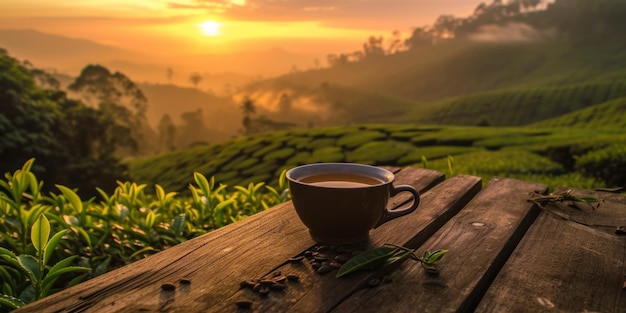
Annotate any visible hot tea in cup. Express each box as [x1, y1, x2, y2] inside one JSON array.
[[286, 163, 420, 244]]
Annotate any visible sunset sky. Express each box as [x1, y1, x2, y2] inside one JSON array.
[[0, 0, 480, 55]]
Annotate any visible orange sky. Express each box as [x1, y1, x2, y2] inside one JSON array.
[[0, 0, 481, 56]]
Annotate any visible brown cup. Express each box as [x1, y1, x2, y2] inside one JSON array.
[[286, 163, 420, 244]]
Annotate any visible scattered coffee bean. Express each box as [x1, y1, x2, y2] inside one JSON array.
[[160, 282, 176, 291], [252, 283, 261, 292], [273, 271, 282, 277], [316, 245, 328, 252], [260, 279, 276, 286], [311, 262, 322, 270], [286, 274, 300, 282], [329, 261, 342, 269], [289, 256, 305, 263], [317, 265, 332, 275], [258, 285, 270, 296], [424, 267, 439, 276], [334, 254, 351, 263], [239, 281, 249, 289], [314, 255, 328, 262], [304, 251, 314, 258], [180, 278, 191, 285], [269, 283, 287, 290], [273, 275, 287, 284], [235, 300, 252, 309]]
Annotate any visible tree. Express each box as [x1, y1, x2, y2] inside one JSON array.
[[405, 26, 434, 49], [157, 113, 177, 152], [387, 30, 403, 54], [0, 51, 129, 197], [166, 67, 173, 83], [68, 64, 156, 156], [278, 93, 292, 113], [177, 109, 210, 147], [363, 36, 385, 58], [240, 96, 256, 135], [189, 72, 203, 88]]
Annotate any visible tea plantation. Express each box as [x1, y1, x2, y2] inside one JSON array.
[[127, 124, 626, 193]]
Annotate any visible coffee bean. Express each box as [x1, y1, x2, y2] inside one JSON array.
[[311, 262, 322, 270], [258, 286, 270, 296], [161, 283, 176, 291], [316, 245, 328, 252], [286, 274, 300, 282], [273, 271, 282, 277], [180, 278, 191, 285], [270, 283, 287, 290], [273, 275, 287, 284], [329, 261, 342, 269], [314, 255, 328, 262], [304, 251, 314, 258], [260, 279, 276, 286], [334, 254, 351, 263], [239, 281, 249, 289], [317, 265, 332, 275], [235, 300, 252, 309], [289, 256, 305, 263], [252, 283, 261, 292]]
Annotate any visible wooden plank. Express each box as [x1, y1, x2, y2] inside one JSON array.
[[207, 173, 482, 312], [533, 186, 626, 235], [333, 177, 548, 313], [16, 167, 446, 313], [477, 189, 626, 312]]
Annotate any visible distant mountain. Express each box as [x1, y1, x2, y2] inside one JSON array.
[[0, 29, 148, 73], [0, 29, 321, 87]]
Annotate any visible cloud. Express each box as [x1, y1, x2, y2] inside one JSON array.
[[164, 0, 479, 31]]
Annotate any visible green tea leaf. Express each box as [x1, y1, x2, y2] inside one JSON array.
[[31, 214, 50, 253], [17, 255, 39, 284], [0, 294, 26, 309], [44, 230, 68, 265], [336, 247, 395, 278], [423, 249, 448, 265], [56, 185, 83, 214]]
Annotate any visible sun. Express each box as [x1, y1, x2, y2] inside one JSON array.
[[198, 20, 221, 36]]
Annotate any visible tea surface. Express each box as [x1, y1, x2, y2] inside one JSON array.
[[299, 173, 383, 188]]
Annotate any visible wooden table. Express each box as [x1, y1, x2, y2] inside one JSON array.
[[17, 167, 626, 312]]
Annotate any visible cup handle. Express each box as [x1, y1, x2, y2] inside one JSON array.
[[374, 185, 420, 228]]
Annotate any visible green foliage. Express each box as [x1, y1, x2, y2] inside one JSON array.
[[129, 124, 624, 193], [575, 145, 626, 188], [0, 160, 290, 309], [0, 51, 130, 199]]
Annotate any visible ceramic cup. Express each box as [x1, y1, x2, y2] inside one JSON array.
[[286, 163, 420, 244]]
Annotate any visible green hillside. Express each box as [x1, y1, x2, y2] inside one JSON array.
[[397, 80, 626, 126], [530, 96, 626, 129], [127, 124, 626, 194]]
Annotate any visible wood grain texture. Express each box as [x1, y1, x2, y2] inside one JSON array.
[[16, 167, 447, 313], [333, 177, 547, 313], [477, 188, 626, 312]]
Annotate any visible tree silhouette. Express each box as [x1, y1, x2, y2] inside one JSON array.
[[240, 96, 256, 135], [166, 67, 173, 83], [189, 72, 202, 88], [157, 113, 176, 152]]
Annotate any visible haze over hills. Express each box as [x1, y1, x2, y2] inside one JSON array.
[[0, 28, 322, 91]]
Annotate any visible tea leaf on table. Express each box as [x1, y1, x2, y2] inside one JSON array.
[[422, 249, 448, 265], [336, 247, 395, 278]]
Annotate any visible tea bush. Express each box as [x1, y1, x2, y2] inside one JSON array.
[[0, 159, 290, 311], [576, 144, 626, 188]]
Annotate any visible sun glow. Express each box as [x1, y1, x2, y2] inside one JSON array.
[[198, 20, 221, 36]]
